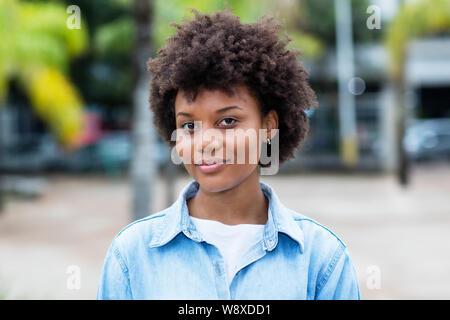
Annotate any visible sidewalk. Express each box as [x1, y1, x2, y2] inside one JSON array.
[[0, 164, 449, 299]]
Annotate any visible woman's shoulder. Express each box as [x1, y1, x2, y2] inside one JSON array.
[[285, 207, 348, 251], [112, 207, 170, 249], [263, 180, 348, 252]]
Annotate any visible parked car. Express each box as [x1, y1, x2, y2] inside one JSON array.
[[404, 118, 450, 161]]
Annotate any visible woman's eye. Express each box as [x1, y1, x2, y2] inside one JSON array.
[[219, 118, 237, 126], [181, 122, 195, 131], [181, 118, 236, 131]]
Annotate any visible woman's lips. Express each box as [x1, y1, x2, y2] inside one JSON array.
[[195, 160, 228, 173]]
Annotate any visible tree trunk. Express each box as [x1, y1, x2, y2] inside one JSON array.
[[0, 106, 4, 212], [130, 0, 156, 221], [394, 78, 409, 186]]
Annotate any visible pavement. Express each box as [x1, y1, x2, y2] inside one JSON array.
[[0, 163, 449, 299]]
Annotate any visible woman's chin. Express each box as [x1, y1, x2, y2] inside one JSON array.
[[194, 175, 234, 193], [185, 163, 258, 193]]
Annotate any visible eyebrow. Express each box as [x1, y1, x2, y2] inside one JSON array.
[[176, 105, 243, 118]]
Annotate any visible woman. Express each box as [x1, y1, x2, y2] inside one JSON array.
[[97, 8, 360, 300]]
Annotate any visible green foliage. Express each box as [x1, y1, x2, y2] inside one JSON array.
[[66, 0, 135, 107], [94, 17, 136, 56], [0, 0, 89, 148], [286, 31, 324, 59], [385, 0, 450, 79], [0, 0, 89, 75], [298, 0, 381, 45]]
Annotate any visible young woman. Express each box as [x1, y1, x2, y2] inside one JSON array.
[[97, 9, 360, 300]]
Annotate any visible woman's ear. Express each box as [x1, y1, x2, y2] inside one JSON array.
[[263, 109, 279, 139]]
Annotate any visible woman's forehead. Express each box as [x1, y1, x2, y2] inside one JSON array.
[[175, 84, 256, 112]]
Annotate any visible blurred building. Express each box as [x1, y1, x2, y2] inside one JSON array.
[[286, 36, 450, 172], [284, 0, 450, 172]]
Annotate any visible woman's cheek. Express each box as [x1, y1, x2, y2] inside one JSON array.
[[232, 132, 260, 165], [176, 137, 192, 164]]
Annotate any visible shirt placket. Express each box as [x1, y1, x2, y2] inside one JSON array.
[[228, 241, 268, 292], [182, 213, 232, 299], [202, 242, 231, 299]]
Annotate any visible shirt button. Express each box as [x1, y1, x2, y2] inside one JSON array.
[[215, 264, 223, 276]]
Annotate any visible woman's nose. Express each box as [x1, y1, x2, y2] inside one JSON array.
[[195, 127, 224, 154]]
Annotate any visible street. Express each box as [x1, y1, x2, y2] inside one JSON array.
[[0, 163, 449, 299]]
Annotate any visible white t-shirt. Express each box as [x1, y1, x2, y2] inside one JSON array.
[[190, 216, 265, 287]]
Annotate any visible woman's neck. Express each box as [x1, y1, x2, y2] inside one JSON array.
[[187, 170, 268, 226]]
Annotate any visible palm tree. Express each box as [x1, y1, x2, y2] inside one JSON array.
[[0, 0, 89, 148], [0, 0, 89, 211]]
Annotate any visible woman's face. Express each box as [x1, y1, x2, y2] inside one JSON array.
[[174, 84, 277, 192]]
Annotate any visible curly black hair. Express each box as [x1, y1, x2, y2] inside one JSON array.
[[147, 8, 317, 164]]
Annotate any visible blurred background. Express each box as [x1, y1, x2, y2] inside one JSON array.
[[0, 0, 449, 299]]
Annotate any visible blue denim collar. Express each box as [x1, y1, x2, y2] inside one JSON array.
[[149, 179, 304, 253]]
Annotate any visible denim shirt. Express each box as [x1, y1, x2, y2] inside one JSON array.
[[97, 180, 360, 300]]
